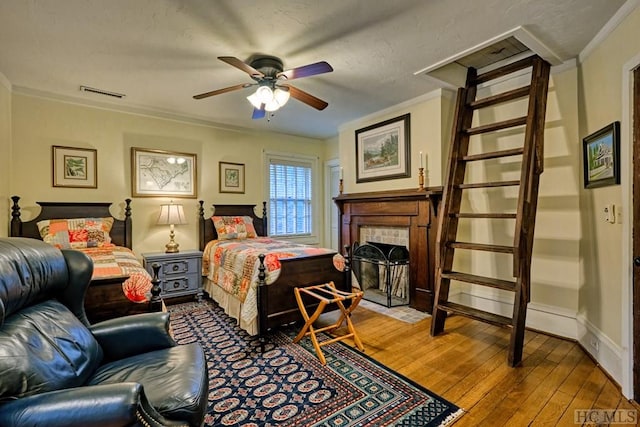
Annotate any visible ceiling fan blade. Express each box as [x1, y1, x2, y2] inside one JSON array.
[[218, 56, 264, 78], [193, 83, 252, 99], [277, 61, 333, 80], [252, 107, 266, 120], [286, 85, 329, 110]]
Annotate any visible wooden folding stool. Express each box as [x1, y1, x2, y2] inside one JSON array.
[[293, 281, 364, 365]]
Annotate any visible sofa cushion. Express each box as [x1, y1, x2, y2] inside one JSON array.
[[87, 343, 208, 427], [0, 300, 103, 400]]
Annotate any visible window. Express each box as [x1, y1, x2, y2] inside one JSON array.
[[267, 153, 317, 238]]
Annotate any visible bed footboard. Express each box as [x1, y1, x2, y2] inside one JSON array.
[[256, 252, 350, 350]]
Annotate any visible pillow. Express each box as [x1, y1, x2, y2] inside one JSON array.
[[212, 216, 257, 240], [37, 217, 115, 249]]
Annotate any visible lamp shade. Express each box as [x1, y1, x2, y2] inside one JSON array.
[[157, 203, 187, 226]]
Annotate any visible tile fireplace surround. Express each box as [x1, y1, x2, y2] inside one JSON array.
[[334, 188, 443, 313]]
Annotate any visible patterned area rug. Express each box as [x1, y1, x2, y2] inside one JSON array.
[[168, 300, 463, 426]]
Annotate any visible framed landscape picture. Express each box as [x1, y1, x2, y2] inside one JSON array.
[[355, 113, 410, 183], [131, 147, 197, 198], [582, 121, 620, 189], [52, 145, 97, 188], [219, 161, 245, 193]]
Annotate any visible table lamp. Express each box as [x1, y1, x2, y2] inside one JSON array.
[[156, 202, 187, 253]]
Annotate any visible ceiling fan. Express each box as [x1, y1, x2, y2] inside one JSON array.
[[193, 55, 333, 119]]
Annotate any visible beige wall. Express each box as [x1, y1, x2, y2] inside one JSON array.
[[579, 7, 640, 346], [338, 89, 454, 193], [10, 94, 329, 254], [0, 75, 10, 237]]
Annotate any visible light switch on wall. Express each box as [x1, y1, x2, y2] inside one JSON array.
[[604, 204, 616, 224]]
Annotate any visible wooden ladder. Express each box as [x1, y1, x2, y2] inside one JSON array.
[[430, 55, 551, 367]]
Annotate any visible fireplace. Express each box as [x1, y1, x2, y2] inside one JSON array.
[[334, 188, 442, 312]]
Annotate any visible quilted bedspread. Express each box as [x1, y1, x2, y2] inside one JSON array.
[[81, 246, 153, 303], [203, 237, 344, 303]]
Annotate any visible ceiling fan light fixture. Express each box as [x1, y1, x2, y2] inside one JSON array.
[[273, 88, 290, 107], [256, 86, 273, 104], [246, 92, 263, 109], [264, 99, 281, 112]]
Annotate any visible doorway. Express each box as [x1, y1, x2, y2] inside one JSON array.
[[324, 159, 340, 251]]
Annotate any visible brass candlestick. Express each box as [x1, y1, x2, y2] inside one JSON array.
[[418, 167, 425, 191], [339, 178, 344, 194]]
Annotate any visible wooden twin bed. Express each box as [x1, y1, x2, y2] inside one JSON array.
[[9, 196, 158, 323], [198, 201, 350, 343]]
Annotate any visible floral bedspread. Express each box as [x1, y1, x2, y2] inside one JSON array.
[[81, 246, 152, 303], [203, 237, 344, 303]]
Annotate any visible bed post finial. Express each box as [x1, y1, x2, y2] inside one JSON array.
[[343, 244, 352, 291], [198, 200, 204, 218], [124, 199, 132, 249], [10, 196, 21, 237], [257, 253, 268, 353], [261, 202, 268, 235]]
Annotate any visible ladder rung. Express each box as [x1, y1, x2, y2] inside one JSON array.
[[437, 301, 513, 327], [448, 242, 514, 253], [472, 55, 537, 85], [457, 180, 520, 189], [462, 147, 524, 162], [453, 213, 517, 219], [441, 271, 516, 291], [469, 86, 531, 110], [465, 116, 527, 135]]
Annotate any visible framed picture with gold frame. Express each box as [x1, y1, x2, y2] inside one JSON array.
[[52, 145, 97, 188], [131, 147, 197, 198]]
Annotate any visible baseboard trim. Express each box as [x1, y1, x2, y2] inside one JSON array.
[[448, 290, 622, 385]]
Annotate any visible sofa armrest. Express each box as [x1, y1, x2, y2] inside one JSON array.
[[90, 311, 176, 361], [0, 383, 182, 427]]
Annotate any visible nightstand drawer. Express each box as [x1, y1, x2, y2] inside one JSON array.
[[162, 275, 199, 295], [160, 258, 199, 278]]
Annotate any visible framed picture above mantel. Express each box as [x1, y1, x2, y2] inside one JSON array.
[[355, 113, 411, 183]]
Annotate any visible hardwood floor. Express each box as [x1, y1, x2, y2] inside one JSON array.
[[326, 306, 638, 426]]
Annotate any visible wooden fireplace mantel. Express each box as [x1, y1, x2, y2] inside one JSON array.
[[334, 187, 443, 313]]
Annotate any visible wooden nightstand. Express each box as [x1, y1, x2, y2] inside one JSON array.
[[142, 250, 203, 301]]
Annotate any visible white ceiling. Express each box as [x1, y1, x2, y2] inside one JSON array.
[[0, 0, 629, 139]]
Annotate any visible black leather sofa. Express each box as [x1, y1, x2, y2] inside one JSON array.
[[0, 237, 209, 427]]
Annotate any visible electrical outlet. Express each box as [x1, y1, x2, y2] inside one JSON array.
[[590, 337, 600, 353]]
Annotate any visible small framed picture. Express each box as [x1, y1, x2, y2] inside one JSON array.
[[219, 161, 245, 193], [582, 121, 620, 189], [131, 147, 197, 198], [52, 145, 97, 188]]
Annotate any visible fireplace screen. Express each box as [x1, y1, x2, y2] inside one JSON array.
[[351, 241, 410, 307]]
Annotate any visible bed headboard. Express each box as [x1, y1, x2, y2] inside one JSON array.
[[198, 201, 268, 251], [10, 195, 133, 249]]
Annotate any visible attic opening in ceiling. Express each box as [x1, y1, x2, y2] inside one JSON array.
[[414, 26, 563, 88]]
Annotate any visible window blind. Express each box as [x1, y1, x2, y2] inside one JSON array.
[[269, 159, 312, 236]]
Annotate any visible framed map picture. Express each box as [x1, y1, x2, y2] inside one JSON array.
[[52, 145, 97, 188], [131, 148, 197, 198], [219, 161, 245, 193]]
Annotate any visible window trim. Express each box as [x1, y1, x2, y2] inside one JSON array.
[[264, 150, 320, 245]]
